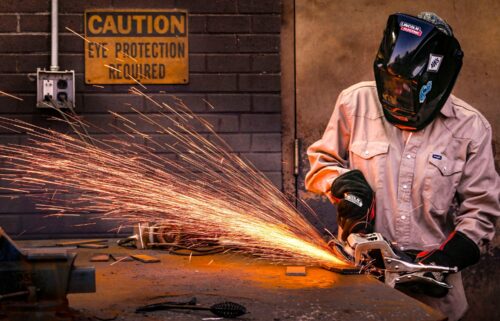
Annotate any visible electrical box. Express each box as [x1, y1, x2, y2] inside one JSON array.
[[36, 68, 76, 109]]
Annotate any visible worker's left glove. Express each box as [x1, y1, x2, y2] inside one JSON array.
[[330, 170, 375, 241], [416, 231, 480, 271], [397, 231, 480, 298]]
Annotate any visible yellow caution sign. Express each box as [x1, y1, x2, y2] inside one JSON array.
[[84, 10, 188, 84]]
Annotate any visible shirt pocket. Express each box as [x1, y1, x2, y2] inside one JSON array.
[[422, 154, 464, 212], [350, 141, 390, 189]]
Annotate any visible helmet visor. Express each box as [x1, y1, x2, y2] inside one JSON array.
[[379, 69, 416, 118]]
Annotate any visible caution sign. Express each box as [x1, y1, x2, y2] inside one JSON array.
[[84, 10, 188, 84]]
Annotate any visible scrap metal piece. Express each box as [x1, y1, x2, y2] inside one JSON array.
[[286, 266, 306, 276], [78, 243, 109, 249], [117, 223, 153, 249], [117, 223, 191, 250], [131, 254, 160, 263], [90, 254, 111, 262], [56, 239, 107, 247]]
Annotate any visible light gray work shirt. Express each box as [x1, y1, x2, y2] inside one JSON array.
[[305, 81, 500, 321]]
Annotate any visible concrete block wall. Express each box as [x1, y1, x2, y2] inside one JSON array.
[[0, 0, 282, 238]]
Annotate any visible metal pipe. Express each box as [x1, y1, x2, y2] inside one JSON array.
[[50, 0, 59, 71]]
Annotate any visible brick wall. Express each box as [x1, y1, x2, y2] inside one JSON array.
[[0, 0, 282, 239]]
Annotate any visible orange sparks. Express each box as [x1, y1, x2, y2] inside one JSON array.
[[0, 91, 23, 101], [0, 89, 349, 269], [104, 64, 121, 73], [65, 27, 91, 43]]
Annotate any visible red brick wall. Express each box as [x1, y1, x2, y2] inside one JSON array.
[[0, 0, 282, 238]]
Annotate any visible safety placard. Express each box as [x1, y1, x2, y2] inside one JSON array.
[[84, 10, 188, 84]]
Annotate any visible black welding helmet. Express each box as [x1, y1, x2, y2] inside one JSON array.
[[374, 12, 463, 131]]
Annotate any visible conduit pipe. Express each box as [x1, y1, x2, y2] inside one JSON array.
[[50, 0, 59, 71]]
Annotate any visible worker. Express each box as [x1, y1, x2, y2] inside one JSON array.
[[305, 12, 499, 321]]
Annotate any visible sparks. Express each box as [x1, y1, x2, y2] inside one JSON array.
[[0, 90, 349, 268], [0, 91, 24, 101]]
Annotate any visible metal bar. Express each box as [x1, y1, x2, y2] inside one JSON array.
[[294, 138, 300, 176], [0, 290, 29, 301]]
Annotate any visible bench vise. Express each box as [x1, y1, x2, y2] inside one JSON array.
[[0, 228, 95, 321]]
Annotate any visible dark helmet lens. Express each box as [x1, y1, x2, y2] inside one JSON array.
[[379, 70, 415, 115]]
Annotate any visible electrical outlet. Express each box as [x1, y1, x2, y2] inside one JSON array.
[[36, 68, 75, 109], [42, 79, 55, 103]]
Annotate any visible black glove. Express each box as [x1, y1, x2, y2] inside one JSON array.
[[416, 231, 480, 271], [330, 170, 375, 240], [396, 231, 480, 298]]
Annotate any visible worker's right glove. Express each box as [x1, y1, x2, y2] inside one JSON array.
[[416, 231, 480, 271], [397, 231, 480, 298], [330, 170, 375, 241]]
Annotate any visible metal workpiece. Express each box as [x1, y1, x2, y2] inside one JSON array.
[[0, 228, 95, 321], [340, 233, 458, 293], [117, 223, 182, 249]]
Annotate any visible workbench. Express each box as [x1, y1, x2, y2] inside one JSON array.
[[13, 239, 446, 321]]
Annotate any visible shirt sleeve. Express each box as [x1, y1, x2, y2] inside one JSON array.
[[455, 125, 500, 246], [305, 91, 352, 203]]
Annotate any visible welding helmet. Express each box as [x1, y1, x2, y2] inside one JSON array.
[[374, 12, 463, 131]]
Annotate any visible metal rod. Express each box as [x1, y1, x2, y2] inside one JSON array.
[[50, 0, 59, 71], [0, 290, 29, 301]]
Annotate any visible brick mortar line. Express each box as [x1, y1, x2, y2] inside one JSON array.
[[1, 93, 280, 96], [0, 70, 281, 74], [0, 13, 50, 15], [0, 72, 282, 76], [204, 33, 281, 35], [0, 32, 49, 35], [0, 31, 281, 34], [0, 112, 281, 116], [0, 53, 207, 56], [0, 89, 281, 92], [0, 52, 280, 56], [192, 14, 280, 16], [9, 13, 281, 16], [1, 13, 280, 16], [0, 92, 282, 95]]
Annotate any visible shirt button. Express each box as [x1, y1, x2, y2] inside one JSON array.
[[406, 154, 412, 159], [364, 151, 369, 156], [400, 246, 405, 251], [401, 215, 406, 220], [402, 184, 408, 189]]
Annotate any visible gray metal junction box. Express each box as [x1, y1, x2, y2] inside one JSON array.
[[36, 68, 76, 109]]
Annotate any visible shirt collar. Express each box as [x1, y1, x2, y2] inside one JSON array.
[[439, 96, 455, 118]]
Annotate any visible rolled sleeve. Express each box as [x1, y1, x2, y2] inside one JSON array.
[[305, 91, 352, 202], [455, 126, 500, 246]]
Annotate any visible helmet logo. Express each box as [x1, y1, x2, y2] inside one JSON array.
[[427, 54, 444, 72], [419, 81, 433, 103], [399, 21, 422, 36]]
